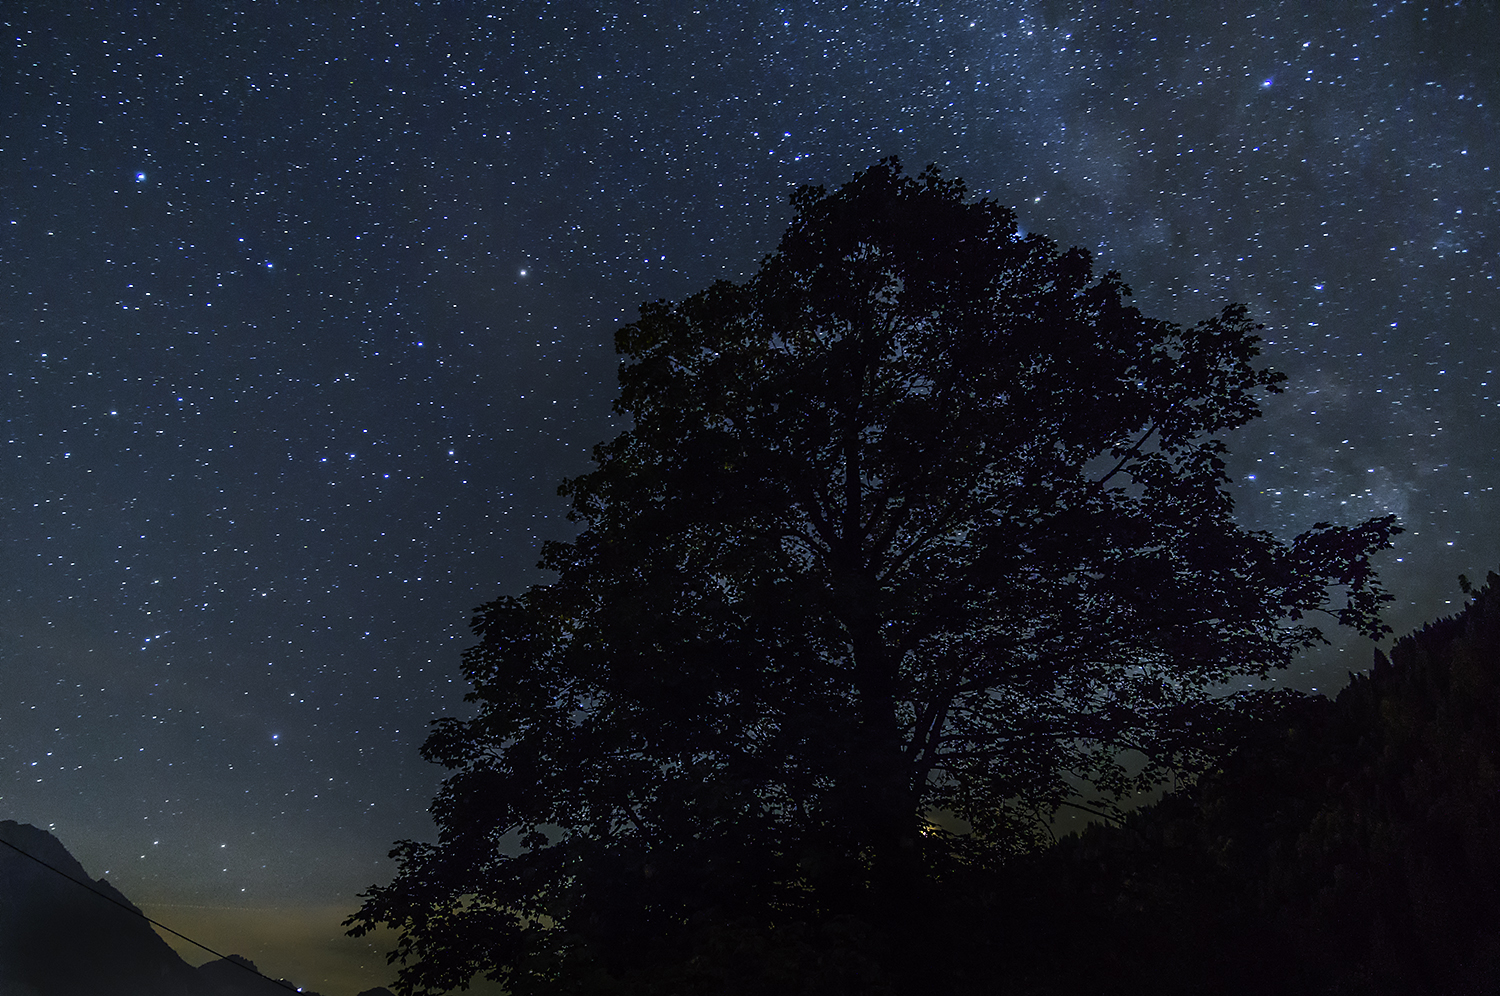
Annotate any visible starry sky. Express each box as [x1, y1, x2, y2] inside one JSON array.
[[2, 2, 1496, 993]]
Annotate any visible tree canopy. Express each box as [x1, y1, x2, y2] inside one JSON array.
[[348, 159, 1399, 995]]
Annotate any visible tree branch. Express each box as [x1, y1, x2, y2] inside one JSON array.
[[1091, 421, 1158, 491]]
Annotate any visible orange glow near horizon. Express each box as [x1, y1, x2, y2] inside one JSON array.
[[144, 903, 507, 996]]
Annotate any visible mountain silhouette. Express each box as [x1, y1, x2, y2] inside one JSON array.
[[0, 820, 325, 996], [194, 953, 325, 996]]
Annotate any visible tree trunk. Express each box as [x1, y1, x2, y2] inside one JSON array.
[[843, 594, 923, 922], [834, 349, 923, 924]]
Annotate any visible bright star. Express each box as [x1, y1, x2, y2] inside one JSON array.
[[135, 172, 147, 182]]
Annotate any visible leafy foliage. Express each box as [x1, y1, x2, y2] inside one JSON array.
[[347, 159, 1399, 995]]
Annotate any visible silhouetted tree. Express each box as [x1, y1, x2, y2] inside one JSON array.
[[348, 158, 1399, 995]]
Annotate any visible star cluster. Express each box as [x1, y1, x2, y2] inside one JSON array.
[[1, 2, 1495, 991]]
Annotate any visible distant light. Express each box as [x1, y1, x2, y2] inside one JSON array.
[[1261, 78, 1273, 88], [519, 268, 527, 276], [135, 172, 147, 182]]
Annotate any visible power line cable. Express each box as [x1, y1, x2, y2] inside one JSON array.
[[0, 833, 301, 992]]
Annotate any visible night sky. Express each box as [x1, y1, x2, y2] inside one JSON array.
[[3, 2, 1496, 992]]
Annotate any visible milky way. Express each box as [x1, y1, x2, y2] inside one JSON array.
[[2, 2, 1495, 991]]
